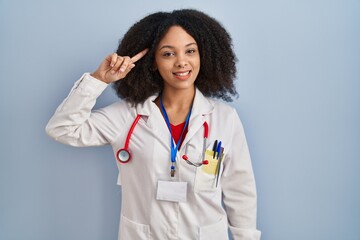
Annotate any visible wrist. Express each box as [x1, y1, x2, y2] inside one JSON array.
[[90, 72, 109, 84]]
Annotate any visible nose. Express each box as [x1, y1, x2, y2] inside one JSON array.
[[175, 54, 188, 68]]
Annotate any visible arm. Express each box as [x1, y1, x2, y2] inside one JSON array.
[[45, 73, 119, 146], [45, 50, 148, 146], [221, 109, 261, 239]]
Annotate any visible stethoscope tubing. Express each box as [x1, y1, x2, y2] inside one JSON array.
[[182, 121, 209, 167], [202, 121, 209, 161], [116, 114, 209, 167], [116, 114, 141, 163]]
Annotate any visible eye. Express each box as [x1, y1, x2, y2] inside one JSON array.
[[187, 49, 197, 54], [162, 52, 175, 57]]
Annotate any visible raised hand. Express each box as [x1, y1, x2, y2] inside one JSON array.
[[91, 49, 148, 84]]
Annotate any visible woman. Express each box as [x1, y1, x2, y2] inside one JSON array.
[[46, 9, 261, 240]]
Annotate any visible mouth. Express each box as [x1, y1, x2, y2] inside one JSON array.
[[173, 70, 191, 76]]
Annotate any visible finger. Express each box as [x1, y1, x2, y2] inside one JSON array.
[[119, 56, 131, 73], [130, 63, 135, 69], [126, 63, 136, 73], [109, 53, 118, 67], [117, 64, 135, 81], [130, 48, 149, 63], [111, 56, 124, 73]]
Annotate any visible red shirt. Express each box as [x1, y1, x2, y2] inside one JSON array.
[[170, 122, 188, 147]]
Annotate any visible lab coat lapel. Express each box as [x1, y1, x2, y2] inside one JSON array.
[[135, 94, 170, 147], [182, 88, 214, 146]]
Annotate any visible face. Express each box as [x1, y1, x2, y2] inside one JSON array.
[[154, 26, 200, 92]]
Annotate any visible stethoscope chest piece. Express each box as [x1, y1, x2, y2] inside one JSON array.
[[116, 148, 131, 163]]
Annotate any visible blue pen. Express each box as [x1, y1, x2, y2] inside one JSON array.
[[216, 141, 222, 159]]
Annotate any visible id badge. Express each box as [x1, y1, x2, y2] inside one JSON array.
[[156, 180, 187, 202]]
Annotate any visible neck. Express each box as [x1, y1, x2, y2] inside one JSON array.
[[161, 87, 195, 111], [156, 86, 195, 125]]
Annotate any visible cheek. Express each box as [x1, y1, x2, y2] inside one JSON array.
[[196, 60, 201, 69], [157, 61, 172, 73], [192, 55, 201, 69], [157, 66, 171, 80], [157, 69, 167, 80], [193, 60, 201, 72]]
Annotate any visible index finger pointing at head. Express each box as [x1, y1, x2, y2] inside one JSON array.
[[131, 48, 149, 63]]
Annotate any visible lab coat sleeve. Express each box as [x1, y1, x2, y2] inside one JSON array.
[[221, 109, 261, 240], [45, 73, 120, 147]]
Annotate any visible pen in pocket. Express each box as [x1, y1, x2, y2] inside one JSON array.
[[212, 140, 218, 158], [216, 147, 224, 187], [216, 141, 222, 159]]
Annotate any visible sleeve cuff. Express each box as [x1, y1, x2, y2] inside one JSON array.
[[69, 72, 108, 96], [229, 226, 261, 240], [78, 72, 108, 94]]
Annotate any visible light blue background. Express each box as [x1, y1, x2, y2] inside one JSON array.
[[1, 0, 359, 239]]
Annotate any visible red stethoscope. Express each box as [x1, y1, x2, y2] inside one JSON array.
[[116, 115, 141, 163], [182, 121, 209, 166], [116, 114, 209, 166]]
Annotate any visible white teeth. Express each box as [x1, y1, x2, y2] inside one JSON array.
[[174, 71, 190, 76]]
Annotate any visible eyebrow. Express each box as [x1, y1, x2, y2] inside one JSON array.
[[159, 42, 197, 50]]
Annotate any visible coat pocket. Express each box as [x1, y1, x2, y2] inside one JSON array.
[[195, 149, 224, 192], [119, 215, 150, 240], [199, 217, 229, 240]]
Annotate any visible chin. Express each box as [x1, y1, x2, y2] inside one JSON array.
[[164, 81, 196, 91]]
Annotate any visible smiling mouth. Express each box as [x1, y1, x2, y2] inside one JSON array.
[[173, 70, 191, 76]]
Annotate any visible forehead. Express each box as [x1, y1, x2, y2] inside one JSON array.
[[158, 26, 197, 47]]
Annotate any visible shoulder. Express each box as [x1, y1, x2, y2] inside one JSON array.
[[94, 100, 134, 123], [96, 100, 131, 113], [206, 98, 244, 131], [208, 98, 238, 117]]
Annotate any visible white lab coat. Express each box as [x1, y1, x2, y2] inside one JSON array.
[[46, 73, 261, 240]]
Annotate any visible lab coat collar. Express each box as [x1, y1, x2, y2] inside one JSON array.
[[191, 87, 214, 116], [135, 88, 214, 117], [135, 93, 158, 117], [184, 88, 214, 146]]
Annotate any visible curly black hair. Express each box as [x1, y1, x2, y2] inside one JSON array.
[[113, 9, 238, 104]]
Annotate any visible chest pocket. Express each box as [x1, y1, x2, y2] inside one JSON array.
[[194, 145, 225, 192]]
